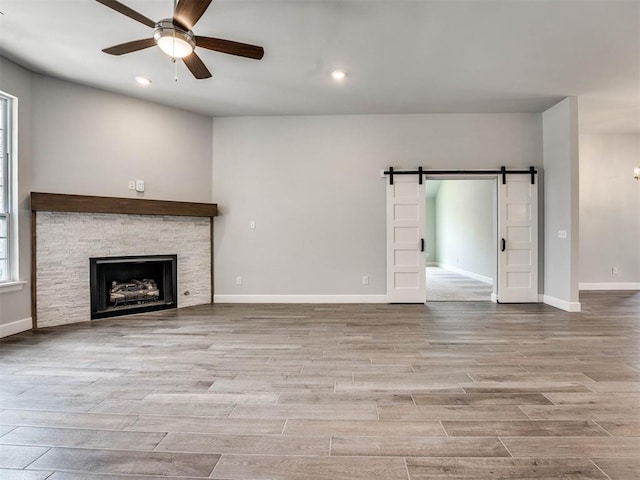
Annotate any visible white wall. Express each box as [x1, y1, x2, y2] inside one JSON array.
[[434, 179, 495, 282], [0, 58, 33, 334], [212, 114, 541, 300], [579, 134, 640, 288], [542, 97, 580, 311]]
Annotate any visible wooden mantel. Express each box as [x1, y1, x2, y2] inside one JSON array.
[[30, 192, 217, 217], [30, 192, 217, 329]]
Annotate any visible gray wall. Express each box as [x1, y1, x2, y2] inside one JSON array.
[[434, 179, 495, 281], [31, 75, 213, 202], [212, 114, 542, 298], [0, 58, 33, 328], [0, 61, 213, 330], [542, 97, 580, 309], [579, 133, 640, 286], [6, 60, 597, 317]]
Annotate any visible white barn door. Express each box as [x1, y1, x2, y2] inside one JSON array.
[[498, 174, 538, 303], [386, 175, 426, 303]]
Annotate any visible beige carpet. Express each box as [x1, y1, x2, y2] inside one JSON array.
[[425, 266, 493, 302]]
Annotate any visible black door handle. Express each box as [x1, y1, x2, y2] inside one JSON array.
[[420, 239, 425, 252], [501, 238, 506, 252]]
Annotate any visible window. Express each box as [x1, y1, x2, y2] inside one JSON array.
[[0, 92, 14, 283]]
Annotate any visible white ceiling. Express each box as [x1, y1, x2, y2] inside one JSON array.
[[0, 1, 638, 133]]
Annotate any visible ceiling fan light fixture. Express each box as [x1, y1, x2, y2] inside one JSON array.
[[97, 2, 263, 80], [154, 20, 195, 59]]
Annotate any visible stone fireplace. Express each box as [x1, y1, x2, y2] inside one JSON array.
[[31, 193, 217, 329]]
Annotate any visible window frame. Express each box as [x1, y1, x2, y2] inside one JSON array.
[[0, 91, 17, 286]]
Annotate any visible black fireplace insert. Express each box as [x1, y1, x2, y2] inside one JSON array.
[[90, 254, 177, 319]]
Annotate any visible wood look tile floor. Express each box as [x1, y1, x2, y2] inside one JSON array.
[[0, 291, 639, 479]]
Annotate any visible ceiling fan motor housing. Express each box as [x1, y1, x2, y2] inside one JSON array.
[[153, 19, 196, 58]]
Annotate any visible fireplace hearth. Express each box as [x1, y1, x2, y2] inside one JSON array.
[[90, 255, 177, 319]]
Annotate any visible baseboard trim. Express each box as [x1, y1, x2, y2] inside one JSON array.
[[214, 295, 388, 304], [437, 263, 494, 285], [542, 295, 581, 312], [0, 317, 32, 338], [579, 282, 640, 291]]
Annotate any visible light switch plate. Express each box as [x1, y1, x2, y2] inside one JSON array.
[[558, 230, 567, 239]]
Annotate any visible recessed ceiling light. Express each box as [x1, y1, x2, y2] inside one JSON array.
[[331, 70, 346, 81], [135, 76, 152, 86]]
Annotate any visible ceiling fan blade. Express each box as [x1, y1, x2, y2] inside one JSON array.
[[196, 36, 264, 60], [183, 52, 212, 79], [96, 0, 156, 28], [173, 0, 213, 31], [102, 38, 156, 55]]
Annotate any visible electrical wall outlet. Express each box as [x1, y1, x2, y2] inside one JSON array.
[[135, 180, 145, 192], [249, 220, 256, 229], [235, 276, 242, 285], [362, 275, 369, 285], [128, 180, 135, 190]]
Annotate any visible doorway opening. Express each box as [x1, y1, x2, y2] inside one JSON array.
[[386, 167, 538, 304], [425, 178, 496, 302]]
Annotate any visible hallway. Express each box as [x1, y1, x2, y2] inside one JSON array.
[[425, 266, 493, 302]]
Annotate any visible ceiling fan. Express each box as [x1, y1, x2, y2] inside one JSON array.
[[96, 0, 264, 79]]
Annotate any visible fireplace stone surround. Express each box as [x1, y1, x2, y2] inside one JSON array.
[[30, 193, 217, 329]]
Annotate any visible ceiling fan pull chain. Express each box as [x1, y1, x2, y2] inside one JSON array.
[[174, 57, 179, 83]]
